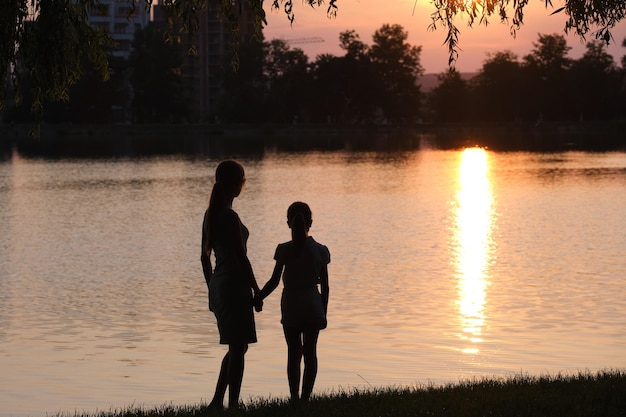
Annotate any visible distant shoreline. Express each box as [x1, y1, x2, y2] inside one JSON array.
[[2, 121, 625, 154]]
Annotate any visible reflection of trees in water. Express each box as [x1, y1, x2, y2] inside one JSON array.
[[6, 121, 625, 160]]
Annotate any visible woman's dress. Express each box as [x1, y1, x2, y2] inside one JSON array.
[[206, 209, 257, 345]]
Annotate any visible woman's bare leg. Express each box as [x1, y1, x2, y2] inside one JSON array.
[[227, 343, 247, 408], [208, 344, 248, 409], [208, 352, 230, 408]]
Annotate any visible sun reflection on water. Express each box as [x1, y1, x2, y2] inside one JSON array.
[[452, 147, 494, 354]]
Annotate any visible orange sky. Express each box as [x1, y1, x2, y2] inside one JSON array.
[[262, 0, 626, 74]]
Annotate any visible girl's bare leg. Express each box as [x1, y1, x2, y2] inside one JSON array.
[[283, 327, 303, 401], [301, 329, 320, 400]]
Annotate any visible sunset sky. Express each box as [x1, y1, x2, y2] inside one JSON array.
[[262, 0, 626, 74]]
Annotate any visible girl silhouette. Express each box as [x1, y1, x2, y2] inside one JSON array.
[[258, 202, 330, 402]]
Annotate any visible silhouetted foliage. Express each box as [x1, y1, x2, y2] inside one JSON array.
[[2, 56, 128, 124], [215, 36, 266, 123], [369, 24, 423, 123], [470, 51, 524, 123], [522, 34, 574, 122], [309, 54, 349, 124], [5, 15, 626, 151], [129, 25, 190, 123], [425, 33, 626, 129], [429, 0, 626, 66], [335, 30, 378, 123], [265, 24, 424, 125], [427, 70, 469, 124], [263, 39, 312, 123], [568, 41, 622, 120], [44, 57, 129, 124], [5, 0, 625, 117]]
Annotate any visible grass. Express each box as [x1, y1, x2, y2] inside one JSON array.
[[57, 370, 625, 417]]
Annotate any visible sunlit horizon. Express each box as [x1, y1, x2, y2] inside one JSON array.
[[263, 0, 626, 74]]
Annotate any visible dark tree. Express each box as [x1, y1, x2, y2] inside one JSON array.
[[6, 0, 626, 115], [216, 36, 265, 123], [263, 39, 312, 122], [309, 54, 349, 123], [427, 69, 469, 124], [45, 57, 129, 124], [428, 0, 626, 65], [522, 33, 572, 121], [470, 51, 524, 122], [369, 24, 423, 123], [569, 41, 622, 120], [336, 30, 378, 123], [129, 24, 190, 123]]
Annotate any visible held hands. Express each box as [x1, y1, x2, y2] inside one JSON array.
[[253, 293, 264, 312]]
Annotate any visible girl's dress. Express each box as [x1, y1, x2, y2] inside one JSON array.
[[274, 236, 330, 329], [206, 209, 257, 345]]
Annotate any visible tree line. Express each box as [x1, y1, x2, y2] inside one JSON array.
[[4, 0, 625, 113], [3, 24, 626, 128], [429, 34, 626, 125]]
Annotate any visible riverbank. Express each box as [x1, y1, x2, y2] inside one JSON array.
[[0, 123, 432, 157], [50, 370, 625, 417]]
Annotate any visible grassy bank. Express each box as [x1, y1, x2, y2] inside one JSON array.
[[59, 370, 625, 417]]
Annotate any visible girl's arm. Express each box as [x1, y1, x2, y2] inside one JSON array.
[[259, 261, 283, 300], [320, 264, 329, 314]]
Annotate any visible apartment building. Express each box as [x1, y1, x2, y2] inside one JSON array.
[[182, 0, 258, 122], [87, 0, 150, 59], [89, 0, 257, 122]]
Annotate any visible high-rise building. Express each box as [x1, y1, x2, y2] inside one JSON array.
[[183, 0, 258, 122], [90, 0, 258, 122], [87, 0, 150, 59]]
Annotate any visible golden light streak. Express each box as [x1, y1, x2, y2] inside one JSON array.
[[452, 147, 494, 354]]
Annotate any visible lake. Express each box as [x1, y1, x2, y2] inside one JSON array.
[[1, 141, 625, 417]]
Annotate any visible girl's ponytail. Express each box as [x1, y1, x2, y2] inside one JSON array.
[[287, 202, 312, 257], [291, 212, 307, 256]]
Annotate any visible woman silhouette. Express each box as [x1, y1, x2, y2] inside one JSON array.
[[201, 160, 261, 409]]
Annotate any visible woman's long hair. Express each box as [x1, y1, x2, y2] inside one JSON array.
[[204, 160, 245, 257], [287, 202, 312, 257]]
